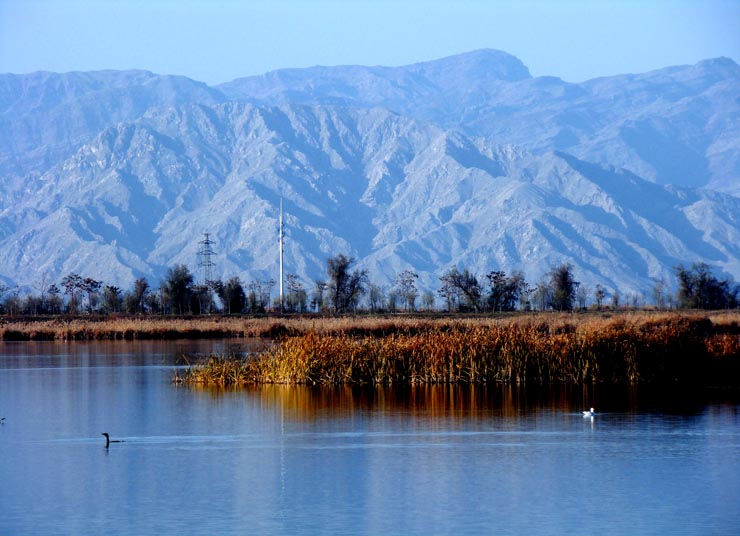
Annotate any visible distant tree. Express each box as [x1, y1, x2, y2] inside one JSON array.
[[192, 284, 215, 314], [486, 270, 526, 312], [123, 278, 150, 314], [47, 284, 62, 314], [0, 284, 9, 314], [532, 279, 551, 312], [548, 264, 578, 311], [326, 254, 368, 313], [285, 274, 307, 313], [81, 277, 102, 313], [2, 288, 21, 316], [487, 271, 507, 312], [576, 284, 590, 310], [61, 273, 84, 314], [102, 285, 122, 313], [651, 279, 668, 310], [164, 264, 194, 314], [22, 294, 43, 316], [225, 277, 247, 314], [394, 270, 419, 312], [610, 289, 621, 310], [593, 284, 606, 310], [246, 280, 263, 313], [628, 292, 642, 310], [33, 273, 52, 314], [262, 279, 276, 311], [421, 291, 436, 311], [244, 279, 274, 313], [146, 290, 163, 315], [387, 290, 399, 313], [519, 285, 535, 311], [131, 278, 150, 313], [438, 267, 482, 312], [675, 262, 739, 310], [368, 283, 386, 313], [310, 280, 327, 313]]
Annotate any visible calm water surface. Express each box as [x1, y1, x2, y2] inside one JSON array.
[[0, 340, 738, 535]]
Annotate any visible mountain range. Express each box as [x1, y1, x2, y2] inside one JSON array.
[[1, 49, 739, 300]]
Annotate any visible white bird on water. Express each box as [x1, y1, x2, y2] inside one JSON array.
[[583, 408, 595, 417]]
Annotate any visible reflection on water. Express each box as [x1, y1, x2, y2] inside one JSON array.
[[0, 338, 267, 369], [190, 382, 723, 422], [1, 340, 739, 535]]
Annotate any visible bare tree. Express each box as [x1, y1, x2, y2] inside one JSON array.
[[47, 284, 62, 314], [368, 283, 386, 313], [394, 270, 419, 312], [576, 284, 590, 310], [532, 279, 551, 311], [285, 274, 307, 313], [311, 280, 327, 313], [438, 267, 482, 312], [421, 291, 436, 311], [594, 284, 606, 310], [326, 254, 368, 313], [651, 279, 668, 310]]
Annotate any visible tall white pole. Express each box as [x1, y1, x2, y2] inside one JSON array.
[[279, 197, 284, 312]]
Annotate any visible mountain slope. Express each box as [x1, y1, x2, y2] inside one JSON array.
[[3, 102, 739, 297], [219, 51, 740, 195], [0, 69, 225, 202]]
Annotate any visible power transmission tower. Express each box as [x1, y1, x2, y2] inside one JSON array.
[[197, 232, 217, 285]]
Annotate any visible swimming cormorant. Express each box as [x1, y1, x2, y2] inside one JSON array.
[[101, 432, 123, 447]]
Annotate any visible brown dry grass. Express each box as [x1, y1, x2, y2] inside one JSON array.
[[176, 311, 740, 386], [2, 311, 739, 342]]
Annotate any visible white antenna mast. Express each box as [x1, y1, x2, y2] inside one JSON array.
[[279, 197, 284, 312]]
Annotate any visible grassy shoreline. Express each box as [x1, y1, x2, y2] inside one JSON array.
[[3, 310, 738, 340], [168, 311, 740, 386], [2, 312, 738, 386]]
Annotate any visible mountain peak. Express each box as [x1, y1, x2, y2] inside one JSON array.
[[408, 49, 531, 83], [695, 56, 738, 69], [690, 56, 740, 79]]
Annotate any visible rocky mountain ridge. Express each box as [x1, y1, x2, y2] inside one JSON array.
[[1, 50, 738, 299]]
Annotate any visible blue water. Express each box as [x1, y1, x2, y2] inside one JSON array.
[[1, 340, 739, 535]]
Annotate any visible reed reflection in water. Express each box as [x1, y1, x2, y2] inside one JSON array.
[[186, 381, 717, 421]]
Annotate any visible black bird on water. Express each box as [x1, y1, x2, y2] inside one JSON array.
[[101, 432, 124, 448]]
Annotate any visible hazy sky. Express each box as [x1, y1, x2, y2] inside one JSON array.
[[1, 0, 738, 84]]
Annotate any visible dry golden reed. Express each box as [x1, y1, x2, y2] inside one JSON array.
[[0, 314, 443, 341], [179, 313, 740, 386]]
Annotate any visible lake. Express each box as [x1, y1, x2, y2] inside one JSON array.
[[1, 340, 738, 535]]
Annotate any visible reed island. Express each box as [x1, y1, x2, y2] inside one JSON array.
[[167, 311, 740, 386]]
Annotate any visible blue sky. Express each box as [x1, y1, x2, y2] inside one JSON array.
[[1, 0, 738, 84]]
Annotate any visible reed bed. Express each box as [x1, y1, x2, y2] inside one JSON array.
[[0, 317, 249, 341], [5, 310, 729, 341], [0, 314, 462, 340], [178, 314, 740, 386]]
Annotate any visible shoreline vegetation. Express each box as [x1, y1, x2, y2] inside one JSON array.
[[175, 313, 740, 386], [2, 312, 738, 386]]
